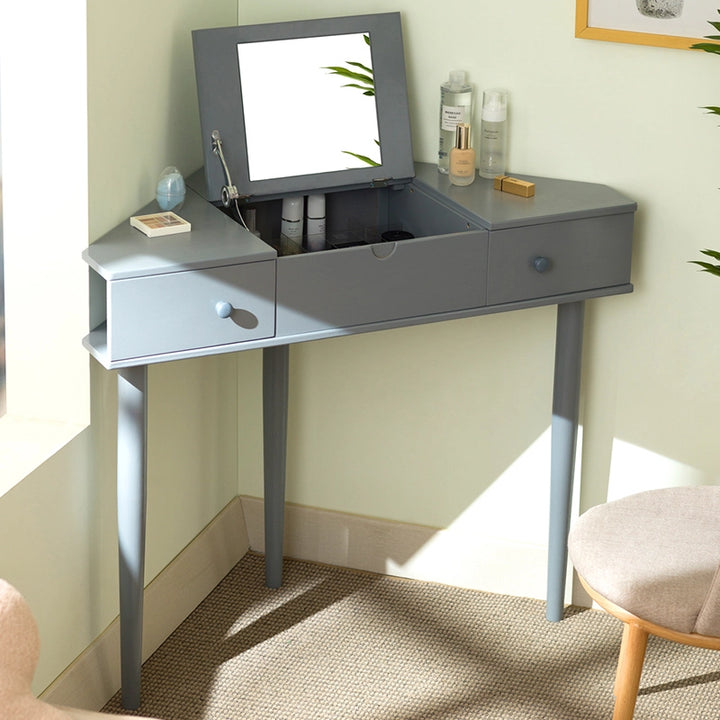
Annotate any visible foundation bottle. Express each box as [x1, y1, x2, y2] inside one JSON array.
[[449, 123, 475, 186]]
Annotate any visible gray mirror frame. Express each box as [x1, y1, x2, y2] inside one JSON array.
[[192, 12, 414, 202]]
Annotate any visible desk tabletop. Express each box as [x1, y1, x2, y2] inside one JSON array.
[[83, 188, 275, 280], [412, 162, 637, 230], [84, 163, 637, 281]]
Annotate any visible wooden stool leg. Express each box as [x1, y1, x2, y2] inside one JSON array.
[[612, 622, 649, 720]]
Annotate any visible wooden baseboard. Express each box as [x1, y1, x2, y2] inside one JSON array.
[[41, 497, 249, 710], [42, 495, 570, 710], [240, 496, 560, 600]]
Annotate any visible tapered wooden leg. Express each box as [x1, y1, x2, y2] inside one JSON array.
[[546, 300, 584, 621], [263, 344, 289, 588], [613, 622, 648, 720], [117, 365, 148, 710], [614, 623, 630, 697]]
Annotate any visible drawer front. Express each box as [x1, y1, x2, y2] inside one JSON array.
[[276, 231, 488, 336], [486, 213, 633, 305], [109, 261, 276, 360]]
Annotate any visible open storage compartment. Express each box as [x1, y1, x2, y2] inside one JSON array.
[[201, 175, 489, 337], [271, 183, 488, 336]]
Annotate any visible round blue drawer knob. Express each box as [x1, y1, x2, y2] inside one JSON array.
[[215, 301, 233, 319], [532, 256, 551, 273]]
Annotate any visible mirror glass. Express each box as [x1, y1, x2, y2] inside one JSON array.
[[237, 32, 381, 181]]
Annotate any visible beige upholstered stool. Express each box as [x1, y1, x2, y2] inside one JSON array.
[[568, 486, 720, 720]]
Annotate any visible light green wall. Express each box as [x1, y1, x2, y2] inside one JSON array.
[[235, 0, 720, 560], [0, 0, 237, 694], [86, 0, 243, 582]]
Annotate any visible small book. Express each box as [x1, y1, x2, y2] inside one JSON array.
[[130, 211, 191, 237]]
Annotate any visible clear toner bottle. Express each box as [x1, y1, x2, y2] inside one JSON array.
[[438, 70, 473, 174]]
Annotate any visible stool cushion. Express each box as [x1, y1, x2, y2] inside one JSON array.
[[568, 486, 720, 636]]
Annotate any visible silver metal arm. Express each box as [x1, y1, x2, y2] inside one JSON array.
[[211, 130, 239, 207]]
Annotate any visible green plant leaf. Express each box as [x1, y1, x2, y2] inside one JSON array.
[[323, 66, 374, 85], [689, 249, 720, 277], [699, 248, 720, 261], [341, 82, 375, 95], [690, 260, 720, 276], [345, 61, 373, 76], [342, 150, 380, 167], [691, 41, 720, 53]]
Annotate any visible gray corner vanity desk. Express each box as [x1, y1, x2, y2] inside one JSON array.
[[82, 12, 636, 709]]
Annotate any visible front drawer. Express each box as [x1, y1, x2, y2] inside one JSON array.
[[108, 261, 276, 360], [276, 231, 488, 336], [486, 213, 634, 305]]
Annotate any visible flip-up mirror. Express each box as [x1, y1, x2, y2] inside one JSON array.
[[192, 12, 414, 203]]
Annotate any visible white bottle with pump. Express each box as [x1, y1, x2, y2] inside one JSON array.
[[478, 89, 508, 179], [438, 70, 473, 174]]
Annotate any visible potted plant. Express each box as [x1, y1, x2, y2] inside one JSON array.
[[691, 13, 720, 277]]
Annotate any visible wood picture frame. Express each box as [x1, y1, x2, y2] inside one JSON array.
[[575, 0, 715, 50]]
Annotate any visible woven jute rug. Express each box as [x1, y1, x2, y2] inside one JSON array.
[[102, 552, 720, 719]]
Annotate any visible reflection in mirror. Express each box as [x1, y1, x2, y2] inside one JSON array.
[[237, 32, 381, 181]]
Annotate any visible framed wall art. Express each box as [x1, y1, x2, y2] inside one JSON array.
[[576, 0, 718, 49]]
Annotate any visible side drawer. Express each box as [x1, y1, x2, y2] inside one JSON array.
[[108, 261, 276, 360], [486, 213, 634, 305], [276, 231, 488, 336]]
